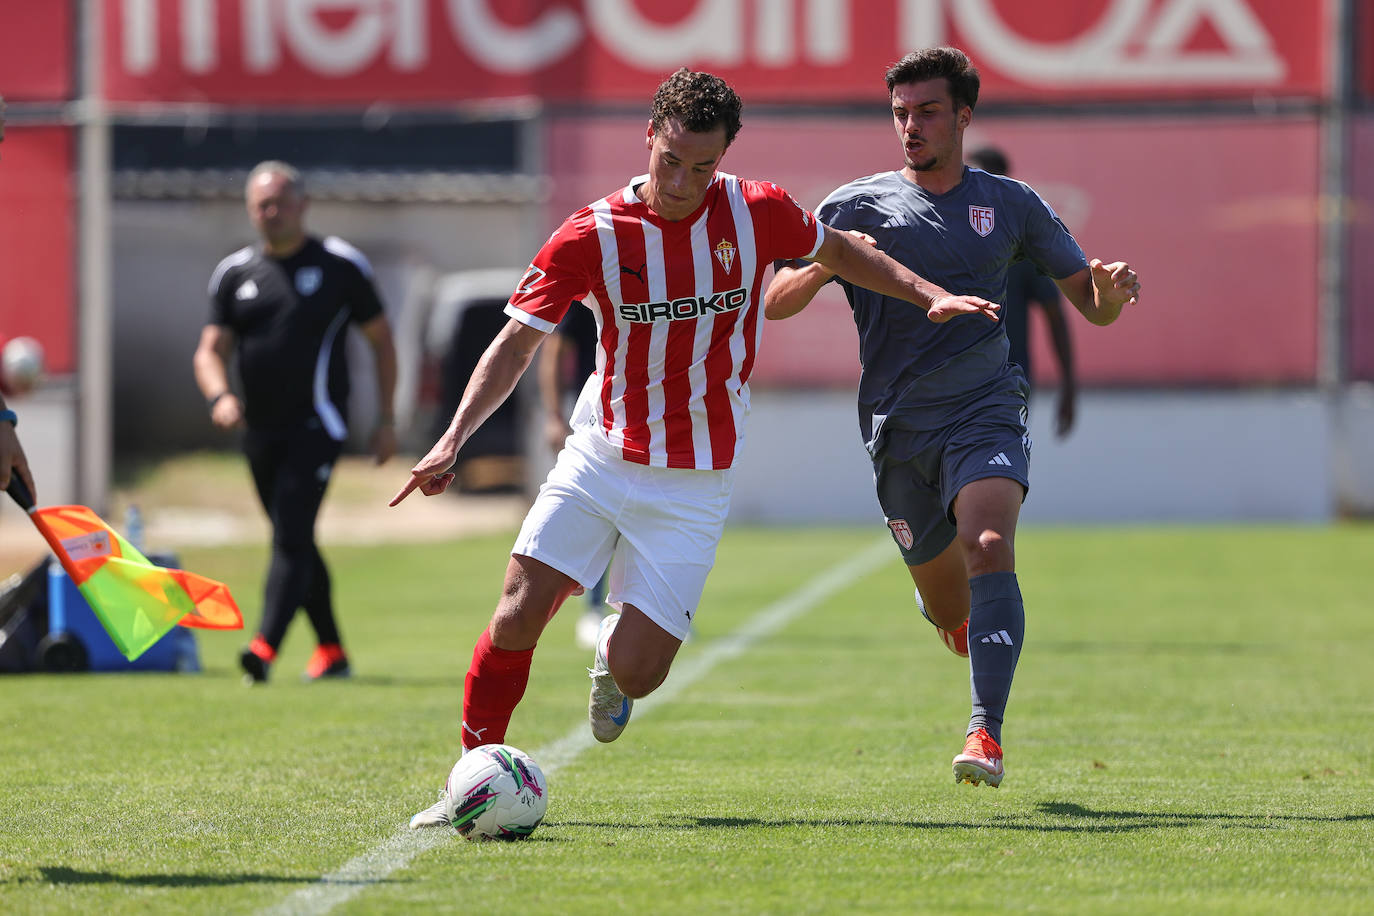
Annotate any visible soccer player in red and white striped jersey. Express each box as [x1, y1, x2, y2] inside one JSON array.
[[395, 70, 997, 824], [514, 171, 817, 471]]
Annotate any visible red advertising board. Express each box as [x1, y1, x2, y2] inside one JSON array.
[[102, 0, 1327, 105], [0, 128, 76, 374], [546, 112, 1320, 387], [0, 4, 73, 101]]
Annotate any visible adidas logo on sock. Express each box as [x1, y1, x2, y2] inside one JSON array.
[[987, 452, 1012, 467], [980, 629, 1015, 646]]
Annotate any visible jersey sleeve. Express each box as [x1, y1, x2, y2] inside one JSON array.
[[323, 237, 386, 324], [347, 271, 385, 324], [504, 215, 599, 334], [753, 181, 825, 264], [1021, 189, 1088, 281], [770, 189, 856, 277], [206, 256, 241, 327]]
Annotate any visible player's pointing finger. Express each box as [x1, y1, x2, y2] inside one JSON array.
[[389, 476, 422, 507]]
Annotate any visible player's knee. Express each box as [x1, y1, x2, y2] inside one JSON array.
[[488, 601, 547, 649], [958, 528, 1014, 576], [489, 580, 559, 647]]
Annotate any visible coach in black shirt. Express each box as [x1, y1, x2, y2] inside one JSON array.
[[194, 160, 397, 684]]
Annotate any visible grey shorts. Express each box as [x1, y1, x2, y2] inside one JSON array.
[[872, 384, 1031, 566]]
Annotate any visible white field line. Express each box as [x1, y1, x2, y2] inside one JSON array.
[[261, 537, 892, 916]]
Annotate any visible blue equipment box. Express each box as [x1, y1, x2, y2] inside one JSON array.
[[47, 559, 200, 673]]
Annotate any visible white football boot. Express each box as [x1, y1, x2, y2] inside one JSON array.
[[408, 789, 451, 829], [587, 613, 633, 743]]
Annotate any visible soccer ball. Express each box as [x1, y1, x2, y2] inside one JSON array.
[[444, 744, 548, 841]]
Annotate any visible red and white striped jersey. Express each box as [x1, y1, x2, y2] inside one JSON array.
[[505, 172, 824, 470]]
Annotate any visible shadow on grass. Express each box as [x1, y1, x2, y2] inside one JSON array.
[[1035, 801, 1374, 830], [341, 675, 462, 689], [33, 867, 339, 888], [1036, 640, 1280, 656], [198, 670, 459, 689], [554, 803, 1374, 834]]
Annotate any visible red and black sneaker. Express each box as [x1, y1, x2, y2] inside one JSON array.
[[303, 644, 351, 681], [239, 635, 275, 686]]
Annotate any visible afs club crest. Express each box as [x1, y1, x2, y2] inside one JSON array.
[[969, 205, 995, 238], [887, 518, 915, 551]]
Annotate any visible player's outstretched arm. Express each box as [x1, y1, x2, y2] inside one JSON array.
[[391, 319, 545, 506], [765, 230, 878, 321], [811, 224, 1000, 324], [1058, 259, 1141, 327]]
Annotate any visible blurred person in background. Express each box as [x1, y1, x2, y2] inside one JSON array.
[[536, 303, 610, 650], [397, 68, 998, 829], [767, 48, 1139, 788], [193, 161, 398, 685], [966, 145, 1077, 438]]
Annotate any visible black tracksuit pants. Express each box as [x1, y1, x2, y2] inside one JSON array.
[[243, 421, 344, 651]]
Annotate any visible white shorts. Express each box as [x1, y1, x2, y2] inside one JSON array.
[[512, 427, 734, 641]]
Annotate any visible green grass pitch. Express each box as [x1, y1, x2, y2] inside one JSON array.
[[1, 523, 1371, 914]]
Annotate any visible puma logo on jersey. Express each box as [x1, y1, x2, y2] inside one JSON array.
[[235, 279, 259, 300], [620, 263, 647, 283], [618, 287, 748, 323]]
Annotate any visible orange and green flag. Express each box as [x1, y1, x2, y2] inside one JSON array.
[[6, 478, 242, 661]]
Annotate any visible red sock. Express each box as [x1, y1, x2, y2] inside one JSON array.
[[461, 629, 534, 750]]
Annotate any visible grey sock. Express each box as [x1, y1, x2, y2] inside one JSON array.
[[967, 571, 1024, 745]]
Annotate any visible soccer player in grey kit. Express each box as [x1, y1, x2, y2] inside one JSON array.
[[767, 47, 1140, 787]]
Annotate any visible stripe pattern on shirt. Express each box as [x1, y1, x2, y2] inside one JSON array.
[[508, 173, 821, 470]]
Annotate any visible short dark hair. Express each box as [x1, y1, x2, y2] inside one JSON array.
[[885, 47, 980, 112], [650, 68, 743, 148], [967, 146, 1010, 176]]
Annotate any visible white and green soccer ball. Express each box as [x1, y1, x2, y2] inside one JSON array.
[[445, 744, 548, 841]]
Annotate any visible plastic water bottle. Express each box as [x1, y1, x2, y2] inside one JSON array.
[[125, 504, 145, 553]]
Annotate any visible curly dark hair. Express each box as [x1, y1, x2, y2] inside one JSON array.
[[650, 68, 743, 148], [884, 47, 980, 111]]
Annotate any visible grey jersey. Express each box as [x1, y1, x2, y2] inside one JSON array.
[[794, 166, 1086, 448]]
